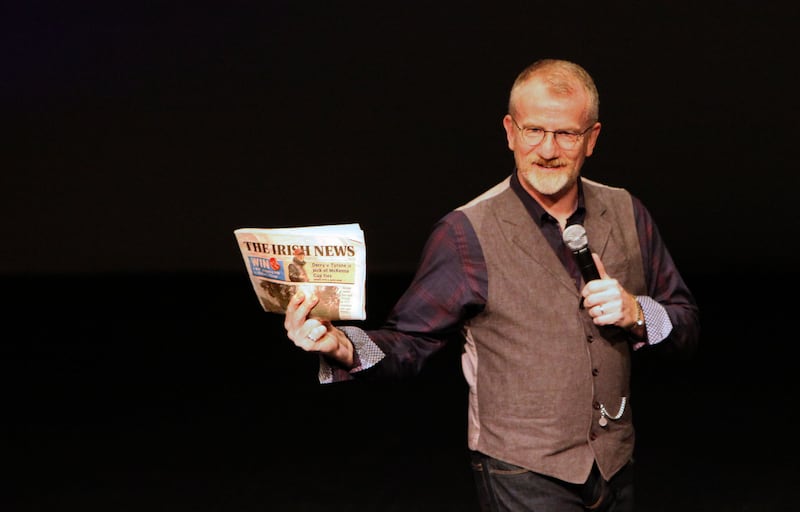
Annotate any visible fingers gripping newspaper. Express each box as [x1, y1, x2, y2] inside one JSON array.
[[234, 223, 366, 320]]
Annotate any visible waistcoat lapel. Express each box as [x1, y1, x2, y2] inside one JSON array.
[[491, 188, 578, 294]]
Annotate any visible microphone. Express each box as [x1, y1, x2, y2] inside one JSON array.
[[562, 224, 600, 284]]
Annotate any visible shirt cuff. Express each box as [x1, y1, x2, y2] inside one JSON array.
[[317, 326, 385, 383], [636, 295, 673, 347]]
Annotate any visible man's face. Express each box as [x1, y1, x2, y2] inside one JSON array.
[[503, 78, 601, 201]]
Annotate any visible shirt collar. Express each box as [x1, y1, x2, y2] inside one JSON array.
[[509, 170, 586, 227]]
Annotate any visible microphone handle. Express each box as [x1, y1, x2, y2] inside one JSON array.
[[574, 247, 600, 283]]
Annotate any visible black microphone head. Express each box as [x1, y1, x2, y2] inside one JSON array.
[[562, 224, 589, 251]]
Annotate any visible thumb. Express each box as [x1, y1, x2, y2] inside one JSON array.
[[592, 253, 610, 279]]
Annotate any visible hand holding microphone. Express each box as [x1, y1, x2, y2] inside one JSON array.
[[562, 224, 640, 329]]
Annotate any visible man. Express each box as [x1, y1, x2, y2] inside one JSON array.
[[287, 247, 309, 282], [283, 59, 700, 511]]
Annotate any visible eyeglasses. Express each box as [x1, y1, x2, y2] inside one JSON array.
[[510, 116, 594, 150]]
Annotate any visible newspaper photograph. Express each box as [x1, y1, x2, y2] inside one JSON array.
[[233, 223, 366, 320]]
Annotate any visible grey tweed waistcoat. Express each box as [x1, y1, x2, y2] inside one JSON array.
[[459, 176, 645, 484]]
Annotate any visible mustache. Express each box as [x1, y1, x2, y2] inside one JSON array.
[[531, 158, 567, 168]]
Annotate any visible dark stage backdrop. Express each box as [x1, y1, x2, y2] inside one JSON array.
[[3, 1, 798, 276], [3, 2, 800, 511]]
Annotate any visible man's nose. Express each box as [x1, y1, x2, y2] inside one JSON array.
[[536, 131, 559, 159]]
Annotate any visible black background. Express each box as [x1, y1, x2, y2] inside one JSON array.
[[3, 2, 798, 510], [4, 1, 799, 276]]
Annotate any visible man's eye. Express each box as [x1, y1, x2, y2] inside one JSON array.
[[525, 128, 544, 136]]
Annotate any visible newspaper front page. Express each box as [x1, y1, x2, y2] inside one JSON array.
[[234, 223, 366, 320]]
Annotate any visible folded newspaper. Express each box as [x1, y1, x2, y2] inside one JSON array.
[[234, 223, 366, 320]]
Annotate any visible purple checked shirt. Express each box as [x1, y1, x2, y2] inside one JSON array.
[[323, 172, 700, 382]]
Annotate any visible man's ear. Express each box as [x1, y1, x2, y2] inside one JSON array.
[[584, 122, 601, 157], [503, 114, 516, 151]]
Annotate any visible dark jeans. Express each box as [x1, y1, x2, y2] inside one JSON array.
[[470, 451, 634, 512]]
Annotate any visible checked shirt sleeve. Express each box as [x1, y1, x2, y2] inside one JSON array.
[[633, 196, 700, 355], [320, 211, 488, 383]]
